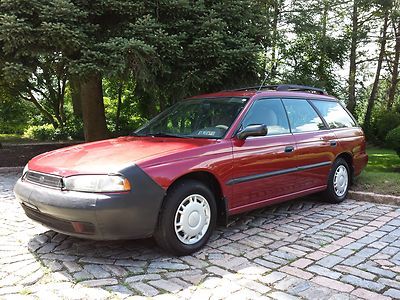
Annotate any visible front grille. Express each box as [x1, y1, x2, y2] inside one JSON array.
[[25, 171, 63, 189], [21, 204, 95, 235]]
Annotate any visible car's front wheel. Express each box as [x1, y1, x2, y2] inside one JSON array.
[[154, 180, 217, 256], [324, 158, 350, 203]]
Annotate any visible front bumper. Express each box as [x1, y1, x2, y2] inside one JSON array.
[[13, 166, 166, 240]]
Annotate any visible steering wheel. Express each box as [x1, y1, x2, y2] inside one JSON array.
[[215, 125, 228, 130]]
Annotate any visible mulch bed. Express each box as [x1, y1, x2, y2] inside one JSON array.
[[0, 143, 79, 167]]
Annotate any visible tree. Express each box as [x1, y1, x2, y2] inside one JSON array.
[[61, 1, 159, 141], [1, 0, 266, 140], [133, 1, 266, 117], [387, 18, 400, 109], [279, 0, 347, 94], [364, 2, 391, 129], [345, 0, 380, 115], [0, 85, 34, 134], [0, 0, 157, 141], [347, 0, 359, 114], [0, 0, 84, 129]]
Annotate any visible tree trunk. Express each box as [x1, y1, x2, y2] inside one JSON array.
[[387, 20, 400, 110], [364, 11, 389, 129], [42, 68, 64, 126], [136, 86, 158, 119], [318, 0, 328, 88], [23, 91, 59, 129], [347, 0, 358, 115], [80, 74, 108, 141], [58, 77, 67, 124], [269, 0, 280, 81], [70, 76, 83, 118], [115, 82, 123, 132]]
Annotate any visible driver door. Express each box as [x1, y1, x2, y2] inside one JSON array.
[[229, 98, 298, 211]]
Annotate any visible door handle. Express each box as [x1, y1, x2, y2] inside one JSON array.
[[285, 146, 294, 153], [330, 140, 337, 147]]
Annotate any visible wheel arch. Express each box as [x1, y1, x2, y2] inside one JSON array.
[[165, 171, 228, 225], [336, 152, 354, 184]]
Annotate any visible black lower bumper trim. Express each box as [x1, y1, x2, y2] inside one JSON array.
[[21, 203, 95, 235]]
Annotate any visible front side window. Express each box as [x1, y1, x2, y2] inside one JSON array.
[[311, 100, 356, 128], [135, 97, 248, 139], [282, 99, 325, 132], [241, 98, 290, 135]]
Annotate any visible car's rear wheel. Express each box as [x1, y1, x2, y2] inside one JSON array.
[[154, 179, 217, 256], [324, 158, 350, 203]]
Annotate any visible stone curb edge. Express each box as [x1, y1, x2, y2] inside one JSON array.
[[1, 141, 83, 147], [0, 166, 23, 173], [348, 190, 400, 206]]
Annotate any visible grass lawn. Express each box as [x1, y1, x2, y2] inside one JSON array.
[[353, 146, 400, 196], [0, 134, 36, 144]]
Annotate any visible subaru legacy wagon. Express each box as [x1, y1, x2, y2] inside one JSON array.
[[14, 84, 368, 255]]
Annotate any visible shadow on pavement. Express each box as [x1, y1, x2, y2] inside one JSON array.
[[25, 197, 327, 298]]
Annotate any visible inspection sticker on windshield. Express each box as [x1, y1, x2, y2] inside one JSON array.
[[198, 131, 216, 136]]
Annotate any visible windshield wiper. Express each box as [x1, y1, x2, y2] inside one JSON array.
[[130, 132, 146, 137], [146, 132, 190, 138], [131, 132, 189, 138]]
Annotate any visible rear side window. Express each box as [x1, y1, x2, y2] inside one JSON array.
[[242, 98, 290, 135], [311, 100, 356, 128], [282, 99, 325, 132]]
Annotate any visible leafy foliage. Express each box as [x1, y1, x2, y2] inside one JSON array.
[[0, 89, 34, 134], [386, 126, 400, 156], [373, 111, 400, 143], [280, 0, 347, 94], [0, 0, 399, 141]]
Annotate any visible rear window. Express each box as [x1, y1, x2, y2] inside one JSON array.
[[282, 99, 325, 133], [311, 100, 356, 129]]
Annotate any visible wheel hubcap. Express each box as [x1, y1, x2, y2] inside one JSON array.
[[333, 165, 348, 197], [174, 194, 211, 245]]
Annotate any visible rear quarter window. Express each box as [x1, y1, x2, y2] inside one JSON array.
[[311, 100, 356, 129]]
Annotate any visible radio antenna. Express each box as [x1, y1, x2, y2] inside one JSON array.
[[257, 73, 269, 92]]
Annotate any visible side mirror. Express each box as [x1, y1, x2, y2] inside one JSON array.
[[237, 124, 268, 140]]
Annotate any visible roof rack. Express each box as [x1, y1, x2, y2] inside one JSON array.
[[276, 84, 328, 95], [231, 85, 279, 91], [229, 84, 328, 95]]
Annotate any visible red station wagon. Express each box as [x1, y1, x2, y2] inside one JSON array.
[[14, 84, 368, 255]]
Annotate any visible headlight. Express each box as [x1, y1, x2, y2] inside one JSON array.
[[63, 175, 131, 193]]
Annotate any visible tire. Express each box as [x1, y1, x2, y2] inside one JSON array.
[[324, 158, 350, 203], [154, 179, 217, 256]]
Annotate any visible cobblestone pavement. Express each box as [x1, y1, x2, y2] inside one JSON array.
[[1, 172, 400, 300]]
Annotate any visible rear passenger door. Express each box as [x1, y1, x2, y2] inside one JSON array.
[[282, 98, 337, 191]]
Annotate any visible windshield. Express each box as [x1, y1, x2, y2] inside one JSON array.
[[134, 97, 248, 139]]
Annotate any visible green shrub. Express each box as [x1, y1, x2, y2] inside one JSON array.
[[0, 97, 34, 134], [63, 118, 84, 140], [374, 111, 400, 143], [386, 126, 400, 157], [23, 124, 69, 141]]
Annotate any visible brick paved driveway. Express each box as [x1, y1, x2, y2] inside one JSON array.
[[1, 171, 400, 300]]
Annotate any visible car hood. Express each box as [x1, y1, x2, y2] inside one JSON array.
[[28, 136, 215, 177]]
